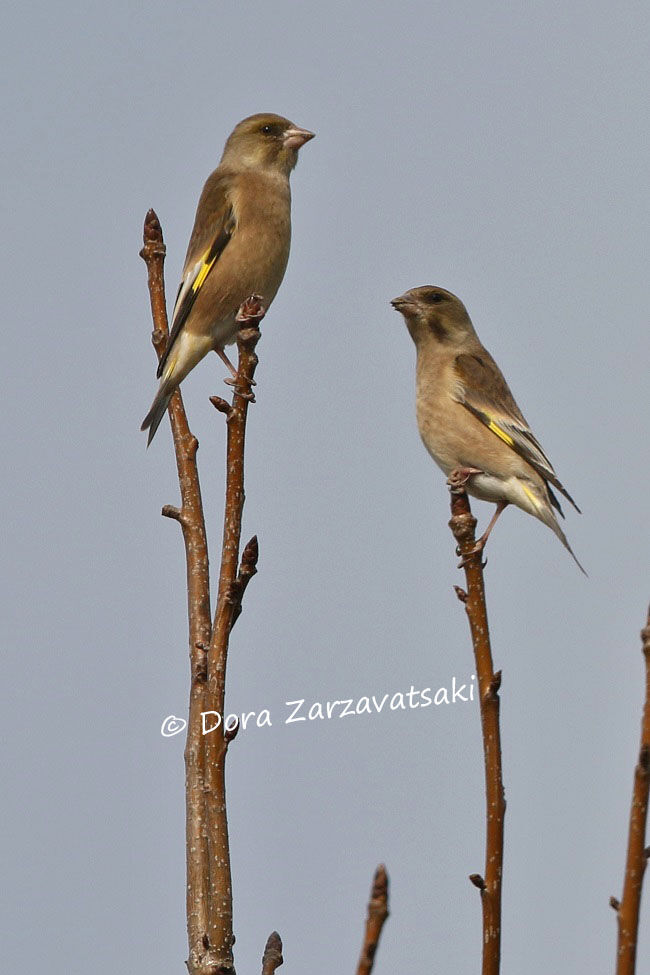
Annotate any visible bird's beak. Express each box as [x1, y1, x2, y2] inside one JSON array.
[[283, 126, 315, 149], [391, 294, 413, 311]]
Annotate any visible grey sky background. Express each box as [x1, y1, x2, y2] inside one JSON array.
[[2, 1, 649, 971]]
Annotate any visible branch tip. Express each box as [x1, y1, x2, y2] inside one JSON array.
[[610, 896, 621, 911], [489, 670, 502, 696], [224, 718, 239, 743], [240, 535, 259, 570], [140, 209, 166, 261], [161, 504, 182, 521], [210, 395, 233, 416], [261, 931, 283, 974], [469, 873, 486, 890], [356, 864, 390, 975], [143, 207, 162, 237], [372, 863, 389, 897]]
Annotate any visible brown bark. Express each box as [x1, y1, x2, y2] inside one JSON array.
[[448, 490, 505, 975], [356, 864, 390, 975], [614, 605, 650, 974], [141, 210, 213, 972], [202, 297, 264, 973], [141, 212, 263, 975]]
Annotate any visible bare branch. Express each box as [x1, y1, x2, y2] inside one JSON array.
[[448, 489, 505, 975], [356, 864, 390, 975], [614, 605, 650, 974], [202, 296, 265, 971], [141, 209, 213, 975]]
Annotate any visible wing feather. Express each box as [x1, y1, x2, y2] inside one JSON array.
[[157, 175, 236, 379], [453, 352, 580, 513]]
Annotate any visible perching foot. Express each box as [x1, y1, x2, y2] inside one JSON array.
[[223, 376, 256, 401], [447, 466, 483, 494]]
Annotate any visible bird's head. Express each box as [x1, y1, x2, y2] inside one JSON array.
[[221, 113, 315, 175], [391, 286, 475, 347]]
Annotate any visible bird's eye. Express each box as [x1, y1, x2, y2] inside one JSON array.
[[261, 124, 273, 135], [425, 292, 445, 304]]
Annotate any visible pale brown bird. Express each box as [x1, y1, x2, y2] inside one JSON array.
[[141, 112, 314, 444], [391, 286, 585, 572]]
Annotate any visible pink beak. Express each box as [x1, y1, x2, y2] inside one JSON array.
[[283, 126, 315, 149]]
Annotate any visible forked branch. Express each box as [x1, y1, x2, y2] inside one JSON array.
[[142, 211, 264, 975]]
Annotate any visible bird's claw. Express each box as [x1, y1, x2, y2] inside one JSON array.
[[447, 466, 483, 494], [457, 556, 488, 570], [236, 294, 266, 324], [223, 375, 256, 387], [223, 376, 256, 402], [456, 540, 488, 570]]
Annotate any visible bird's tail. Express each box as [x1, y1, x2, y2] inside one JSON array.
[[545, 510, 587, 576], [141, 384, 173, 447], [519, 477, 587, 575]]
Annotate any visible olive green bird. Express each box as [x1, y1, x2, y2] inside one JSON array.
[[392, 286, 585, 573], [141, 113, 314, 445]]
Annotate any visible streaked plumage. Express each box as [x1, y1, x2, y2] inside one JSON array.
[[391, 286, 585, 573], [142, 113, 314, 444]]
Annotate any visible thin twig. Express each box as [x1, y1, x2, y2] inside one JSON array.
[[203, 296, 265, 972], [356, 864, 390, 975], [614, 605, 650, 974], [261, 932, 283, 975], [141, 209, 214, 974], [449, 489, 505, 975]]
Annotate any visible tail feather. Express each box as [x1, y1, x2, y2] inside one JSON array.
[[546, 484, 565, 519], [141, 386, 173, 447], [545, 511, 587, 576], [548, 474, 581, 514]]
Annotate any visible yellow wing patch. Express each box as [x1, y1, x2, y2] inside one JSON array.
[[192, 252, 217, 294], [487, 419, 515, 447]]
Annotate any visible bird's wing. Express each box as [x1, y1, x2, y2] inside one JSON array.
[[157, 180, 236, 379], [453, 351, 580, 513]]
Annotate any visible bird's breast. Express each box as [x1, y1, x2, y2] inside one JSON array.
[[229, 173, 292, 303]]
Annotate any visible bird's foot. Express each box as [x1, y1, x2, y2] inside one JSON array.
[[456, 539, 488, 570], [223, 373, 256, 388], [223, 376, 256, 401], [447, 466, 483, 494], [455, 501, 508, 569], [235, 294, 266, 325], [215, 347, 256, 385]]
